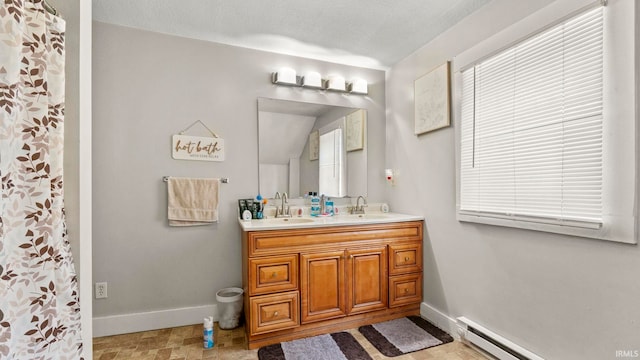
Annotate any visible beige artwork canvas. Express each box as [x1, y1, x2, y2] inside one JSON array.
[[346, 109, 365, 151], [309, 130, 319, 160], [414, 62, 451, 135]]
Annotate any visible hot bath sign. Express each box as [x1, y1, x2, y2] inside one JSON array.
[[172, 134, 225, 162]]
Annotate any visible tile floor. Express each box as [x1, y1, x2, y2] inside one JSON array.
[[93, 322, 490, 360]]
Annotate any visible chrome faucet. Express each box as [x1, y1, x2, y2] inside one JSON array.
[[351, 195, 367, 214], [276, 192, 291, 218]]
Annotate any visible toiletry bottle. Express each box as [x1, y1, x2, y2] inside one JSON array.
[[325, 197, 334, 216], [310, 192, 320, 216], [256, 195, 264, 219], [203, 316, 214, 349]]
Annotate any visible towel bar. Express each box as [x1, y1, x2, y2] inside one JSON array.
[[163, 176, 229, 183]]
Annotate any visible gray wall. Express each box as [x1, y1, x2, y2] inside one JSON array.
[[92, 22, 385, 317], [385, 0, 640, 359]]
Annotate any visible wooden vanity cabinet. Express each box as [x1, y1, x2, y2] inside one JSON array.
[[242, 220, 423, 349]]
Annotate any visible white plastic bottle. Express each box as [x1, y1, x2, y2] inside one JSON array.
[[203, 316, 214, 349]]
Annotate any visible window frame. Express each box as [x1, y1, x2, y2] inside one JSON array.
[[453, 0, 637, 244]]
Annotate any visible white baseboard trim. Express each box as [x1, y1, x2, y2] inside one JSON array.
[[93, 304, 218, 338], [95, 302, 460, 341], [420, 302, 461, 341]]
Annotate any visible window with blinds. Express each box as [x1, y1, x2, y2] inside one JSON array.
[[459, 6, 604, 228]]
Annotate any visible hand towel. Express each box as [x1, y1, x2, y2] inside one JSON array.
[[167, 177, 220, 226]]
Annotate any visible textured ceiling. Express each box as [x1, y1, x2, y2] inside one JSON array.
[[92, 0, 491, 69]]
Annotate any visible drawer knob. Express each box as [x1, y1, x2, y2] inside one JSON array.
[[273, 311, 279, 317], [404, 256, 410, 262], [404, 288, 409, 293], [271, 272, 277, 278]]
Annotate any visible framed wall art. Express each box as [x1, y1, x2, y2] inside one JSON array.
[[346, 109, 365, 151], [414, 61, 451, 135], [309, 130, 319, 160]]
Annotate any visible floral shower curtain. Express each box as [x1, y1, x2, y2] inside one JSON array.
[[0, 1, 84, 359]]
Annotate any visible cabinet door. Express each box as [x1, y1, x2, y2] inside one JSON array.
[[346, 247, 388, 315], [300, 251, 346, 324]]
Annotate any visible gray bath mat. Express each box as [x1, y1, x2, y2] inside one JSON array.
[[258, 331, 372, 360], [358, 316, 453, 357]]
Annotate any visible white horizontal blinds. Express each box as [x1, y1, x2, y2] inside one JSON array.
[[460, 6, 604, 224]]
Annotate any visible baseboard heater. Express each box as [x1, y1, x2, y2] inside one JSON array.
[[457, 317, 544, 360]]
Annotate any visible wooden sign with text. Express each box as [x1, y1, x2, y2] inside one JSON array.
[[172, 134, 225, 162]]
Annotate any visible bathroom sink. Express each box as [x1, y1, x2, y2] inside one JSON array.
[[262, 217, 316, 224], [347, 213, 391, 220]]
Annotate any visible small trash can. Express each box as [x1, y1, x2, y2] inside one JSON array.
[[216, 287, 244, 330]]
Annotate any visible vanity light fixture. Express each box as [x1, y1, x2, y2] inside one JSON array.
[[270, 68, 368, 95], [348, 78, 368, 95], [301, 71, 323, 89], [325, 75, 346, 92], [272, 67, 298, 85]]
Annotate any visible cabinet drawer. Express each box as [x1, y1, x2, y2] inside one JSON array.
[[249, 291, 300, 335], [247, 221, 423, 257], [389, 243, 422, 275], [248, 255, 298, 296], [389, 273, 422, 307]]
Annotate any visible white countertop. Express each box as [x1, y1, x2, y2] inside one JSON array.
[[238, 212, 424, 231]]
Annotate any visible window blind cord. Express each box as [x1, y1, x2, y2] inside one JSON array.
[[472, 68, 476, 168]]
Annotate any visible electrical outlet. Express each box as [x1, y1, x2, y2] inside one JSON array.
[[95, 282, 108, 299]]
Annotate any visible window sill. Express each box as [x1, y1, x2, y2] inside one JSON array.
[[457, 211, 636, 245]]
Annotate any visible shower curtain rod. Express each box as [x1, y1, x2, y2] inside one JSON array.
[[43, 0, 58, 16]]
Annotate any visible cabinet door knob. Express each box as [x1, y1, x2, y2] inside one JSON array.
[[349, 254, 354, 259]]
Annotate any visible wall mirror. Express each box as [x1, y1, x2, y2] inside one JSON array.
[[258, 97, 367, 199]]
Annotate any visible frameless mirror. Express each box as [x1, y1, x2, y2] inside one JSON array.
[[258, 98, 367, 199]]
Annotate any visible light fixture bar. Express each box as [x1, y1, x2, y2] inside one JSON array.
[[270, 68, 367, 95]]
